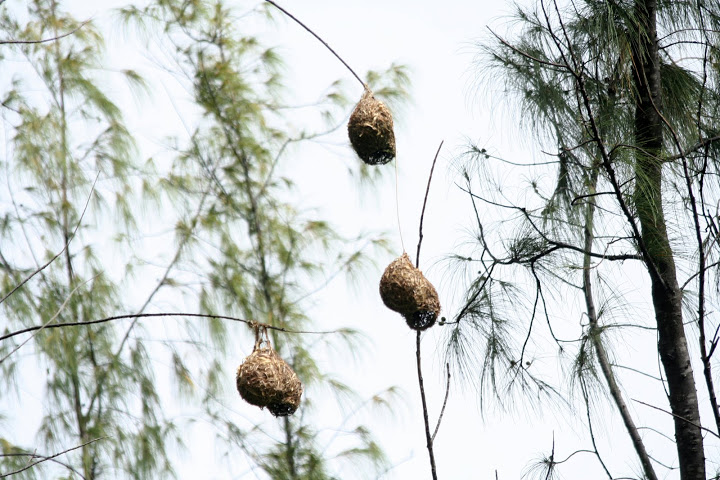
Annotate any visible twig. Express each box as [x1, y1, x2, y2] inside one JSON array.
[[410, 142, 443, 479], [633, 398, 720, 439], [415, 331, 438, 480], [416, 141, 443, 268], [580, 378, 613, 479], [487, 26, 568, 70], [264, 0, 366, 89], [0, 452, 85, 480], [431, 363, 451, 442], [544, 434, 555, 480], [0, 275, 93, 365], [456, 184, 642, 262], [0, 20, 90, 45], [0, 173, 98, 306], [664, 134, 720, 161], [0, 312, 341, 343], [0, 437, 104, 478]]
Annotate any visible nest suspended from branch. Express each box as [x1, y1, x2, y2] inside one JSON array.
[[236, 327, 303, 416], [379, 253, 441, 330], [347, 88, 396, 165]]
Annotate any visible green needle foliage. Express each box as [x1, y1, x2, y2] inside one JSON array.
[[449, 0, 720, 478], [0, 0, 409, 479], [0, 2, 171, 479]]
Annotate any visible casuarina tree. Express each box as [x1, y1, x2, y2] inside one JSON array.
[[447, 0, 720, 478]]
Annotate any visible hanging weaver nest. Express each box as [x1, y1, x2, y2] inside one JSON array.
[[236, 327, 303, 417], [347, 88, 396, 165], [379, 253, 441, 330]]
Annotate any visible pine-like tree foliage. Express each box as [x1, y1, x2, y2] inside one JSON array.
[[449, 0, 720, 478], [0, 2, 171, 479], [0, 0, 409, 479]]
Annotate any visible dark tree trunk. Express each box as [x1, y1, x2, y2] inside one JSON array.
[[631, 0, 705, 478]]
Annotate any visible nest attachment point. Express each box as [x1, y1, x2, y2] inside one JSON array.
[[379, 253, 441, 330], [236, 339, 303, 417], [347, 89, 396, 165]]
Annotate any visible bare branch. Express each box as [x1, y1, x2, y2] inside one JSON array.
[[456, 185, 642, 262], [0, 173, 98, 306], [664, 135, 720, 161], [415, 331, 438, 479], [0, 312, 342, 344], [633, 398, 720, 439], [486, 26, 570, 70], [431, 363, 451, 442], [0, 437, 104, 478], [0, 275, 94, 365], [0, 452, 85, 480], [0, 20, 90, 45], [416, 141, 443, 268], [264, 0, 366, 89]]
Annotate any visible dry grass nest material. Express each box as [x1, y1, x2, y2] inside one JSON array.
[[379, 253, 441, 330], [347, 88, 396, 165], [236, 346, 303, 417]]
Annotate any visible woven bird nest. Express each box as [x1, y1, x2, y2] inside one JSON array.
[[347, 88, 396, 165], [236, 329, 303, 417], [379, 253, 441, 330]]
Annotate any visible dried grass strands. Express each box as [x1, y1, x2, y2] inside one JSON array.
[[236, 334, 303, 416], [379, 253, 441, 330], [348, 88, 396, 165]]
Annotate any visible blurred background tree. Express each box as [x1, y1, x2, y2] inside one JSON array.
[[0, 1, 409, 478]]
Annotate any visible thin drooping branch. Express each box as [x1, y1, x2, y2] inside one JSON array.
[[695, 44, 720, 435], [518, 265, 541, 366], [416, 331, 438, 480], [665, 134, 720, 161], [0, 20, 89, 45], [431, 363, 451, 442], [580, 378, 613, 479], [0, 452, 85, 480], [264, 0, 366, 89], [0, 173, 97, 306], [633, 398, 720, 439], [416, 141, 443, 268], [457, 185, 642, 262], [0, 275, 92, 365], [0, 437, 104, 479], [0, 312, 341, 343]]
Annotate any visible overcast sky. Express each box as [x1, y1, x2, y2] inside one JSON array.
[[6, 0, 697, 478]]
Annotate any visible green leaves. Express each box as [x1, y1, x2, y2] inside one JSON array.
[[0, 1, 412, 478]]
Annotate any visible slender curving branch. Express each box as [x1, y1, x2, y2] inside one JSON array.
[[416, 331, 438, 480], [431, 363, 451, 442], [633, 398, 720, 439], [416, 141, 443, 268], [0, 312, 342, 344], [412, 142, 444, 479], [0, 452, 86, 480], [0, 20, 90, 45], [0, 437, 104, 478], [0, 276, 93, 365], [264, 0, 366, 89], [0, 173, 98, 306]]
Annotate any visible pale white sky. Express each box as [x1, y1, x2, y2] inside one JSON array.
[[4, 0, 710, 479]]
